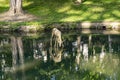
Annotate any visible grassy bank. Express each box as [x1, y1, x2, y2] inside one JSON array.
[[0, 0, 120, 30]]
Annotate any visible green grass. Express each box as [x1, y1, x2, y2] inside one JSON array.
[[0, 0, 120, 28], [0, 0, 9, 12]]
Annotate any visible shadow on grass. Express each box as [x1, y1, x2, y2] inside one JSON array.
[[0, 6, 9, 13]]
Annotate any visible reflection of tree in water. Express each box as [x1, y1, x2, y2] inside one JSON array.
[[99, 45, 106, 63], [0, 36, 25, 80], [10, 36, 25, 80], [74, 36, 82, 71]]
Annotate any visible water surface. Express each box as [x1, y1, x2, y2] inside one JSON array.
[[0, 30, 120, 80]]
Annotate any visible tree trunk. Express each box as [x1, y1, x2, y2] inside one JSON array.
[[16, 0, 23, 14], [9, 0, 23, 15]]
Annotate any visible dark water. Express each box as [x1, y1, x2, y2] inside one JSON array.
[[0, 31, 120, 80]]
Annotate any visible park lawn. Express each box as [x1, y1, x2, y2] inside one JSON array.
[[0, 0, 120, 28]]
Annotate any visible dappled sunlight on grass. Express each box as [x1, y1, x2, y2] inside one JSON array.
[[89, 14, 100, 20], [23, 1, 33, 7], [0, 0, 8, 6], [22, 0, 120, 23], [83, 1, 93, 5], [104, 18, 116, 21], [66, 10, 82, 14], [103, 14, 111, 18], [0, 0, 9, 13], [90, 7, 104, 12], [57, 6, 71, 13], [60, 16, 82, 22], [0, 0, 120, 24], [112, 10, 120, 17]]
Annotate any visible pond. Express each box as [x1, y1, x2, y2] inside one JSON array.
[[0, 30, 120, 80]]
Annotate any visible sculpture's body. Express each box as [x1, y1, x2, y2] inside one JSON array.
[[50, 28, 63, 63], [51, 28, 62, 47]]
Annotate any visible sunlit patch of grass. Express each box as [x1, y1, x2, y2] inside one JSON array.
[[91, 7, 104, 12], [23, 1, 33, 7], [57, 6, 70, 13], [0, 0, 8, 6], [83, 1, 93, 5], [103, 14, 111, 19], [89, 14, 100, 20], [104, 18, 116, 21], [60, 16, 81, 22], [0, 0, 9, 12], [112, 10, 120, 17]]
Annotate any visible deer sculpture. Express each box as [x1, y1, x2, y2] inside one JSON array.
[[50, 28, 63, 63], [51, 28, 63, 47]]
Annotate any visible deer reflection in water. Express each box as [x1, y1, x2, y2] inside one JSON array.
[[50, 48, 63, 63], [50, 28, 63, 63]]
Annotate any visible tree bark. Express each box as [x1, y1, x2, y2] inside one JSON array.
[[9, 0, 23, 15], [16, 0, 23, 14]]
